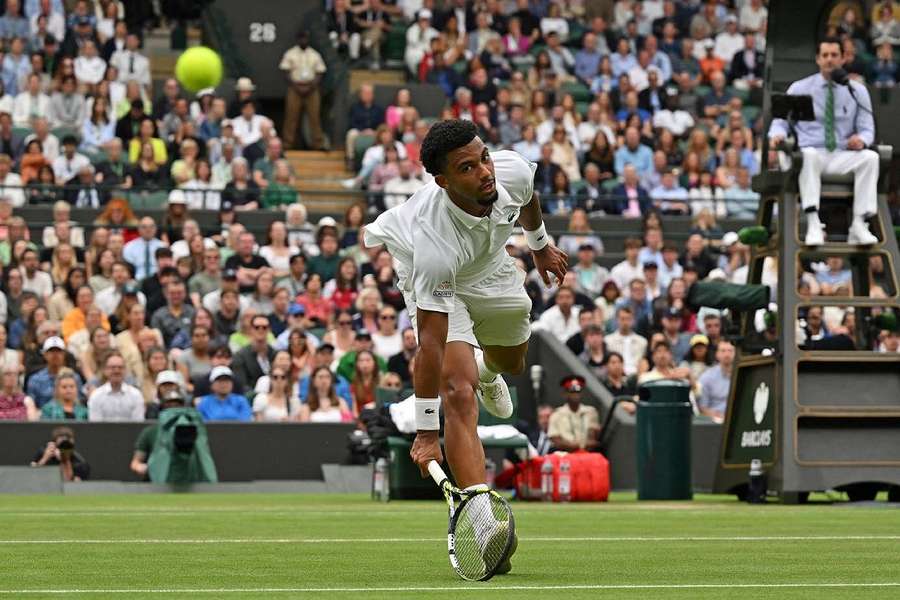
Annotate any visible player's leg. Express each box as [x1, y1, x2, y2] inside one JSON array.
[[481, 342, 529, 376], [440, 340, 485, 488]]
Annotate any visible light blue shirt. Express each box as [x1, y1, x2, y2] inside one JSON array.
[[122, 237, 165, 281], [724, 186, 760, 219], [574, 49, 601, 83], [24, 0, 64, 18], [698, 364, 731, 415], [768, 72, 875, 150], [614, 144, 654, 176], [1, 54, 29, 96], [611, 52, 637, 78], [650, 51, 672, 82]]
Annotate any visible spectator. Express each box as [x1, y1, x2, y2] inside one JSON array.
[[0, 363, 37, 420], [871, 42, 898, 87], [697, 339, 734, 422], [702, 70, 733, 118], [600, 351, 638, 402], [614, 126, 653, 176], [150, 279, 194, 348], [534, 285, 581, 343], [649, 170, 690, 214], [224, 231, 269, 294], [279, 30, 326, 151], [548, 375, 600, 451], [577, 323, 608, 378], [230, 314, 276, 390], [122, 216, 164, 281], [387, 326, 416, 386], [572, 243, 608, 298], [196, 365, 251, 422], [51, 134, 90, 185], [0, 153, 24, 207], [48, 75, 84, 130], [253, 365, 299, 421], [609, 237, 644, 293], [382, 158, 423, 208], [371, 305, 401, 361], [609, 164, 651, 217], [680, 233, 717, 280], [871, 5, 900, 46], [605, 306, 648, 376], [20, 248, 53, 302], [659, 307, 691, 363], [86, 351, 143, 421], [222, 157, 260, 212], [739, 0, 768, 33], [30, 424, 89, 480], [714, 15, 743, 67], [299, 366, 352, 422], [28, 337, 82, 408], [349, 348, 379, 414], [816, 256, 853, 296]]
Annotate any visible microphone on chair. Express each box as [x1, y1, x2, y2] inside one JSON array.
[[830, 67, 850, 86]]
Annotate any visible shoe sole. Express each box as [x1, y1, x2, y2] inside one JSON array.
[[495, 532, 518, 575]]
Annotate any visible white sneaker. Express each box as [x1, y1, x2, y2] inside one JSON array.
[[804, 224, 826, 246], [847, 221, 878, 245], [476, 375, 513, 419], [341, 177, 358, 189]]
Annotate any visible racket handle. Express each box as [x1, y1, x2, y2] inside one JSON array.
[[427, 460, 447, 486]]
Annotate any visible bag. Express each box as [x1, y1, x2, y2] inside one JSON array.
[[514, 452, 610, 502]]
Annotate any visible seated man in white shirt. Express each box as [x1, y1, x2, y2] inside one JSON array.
[[231, 100, 267, 148], [87, 352, 145, 422], [0, 153, 25, 207], [51, 134, 90, 185], [534, 285, 582, 343], [382, 159, 424, 208]]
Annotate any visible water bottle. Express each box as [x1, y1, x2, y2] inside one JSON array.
[[484, 458, 496, 489], [373, 457, 389, 502], [540, 459, 554, 502], [558, 459, 571, 503], [747, 458, 766, 504]]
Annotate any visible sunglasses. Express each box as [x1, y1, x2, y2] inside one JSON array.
[[338, 320, 353, 326], [380, 315, 396, 320], [253, 324, 269, 330], [271, 374, 287, 380]]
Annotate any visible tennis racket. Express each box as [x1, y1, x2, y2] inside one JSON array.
[[427, 460, 516, 581]]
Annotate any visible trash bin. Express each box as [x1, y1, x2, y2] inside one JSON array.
[[636, 380, 693, 500]]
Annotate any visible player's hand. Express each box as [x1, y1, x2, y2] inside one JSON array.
[[533, 244, 568, 287], [410, 430, 442, 478], [847, 135, 866, 150]]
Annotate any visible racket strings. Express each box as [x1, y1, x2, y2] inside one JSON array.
[[453, 493, 512, 579]]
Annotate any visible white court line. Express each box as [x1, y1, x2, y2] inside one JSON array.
[[1, 535, 899, 544], [1, 583, 899, 594]]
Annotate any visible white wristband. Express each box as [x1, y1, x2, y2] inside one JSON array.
[[415, 398, 441, 431], [524, 223, 549, 251]]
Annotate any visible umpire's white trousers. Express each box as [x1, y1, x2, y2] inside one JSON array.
[[799, 148, 879, 217]]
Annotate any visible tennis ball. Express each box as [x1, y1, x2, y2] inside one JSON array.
[[175, 46, 223, 93]]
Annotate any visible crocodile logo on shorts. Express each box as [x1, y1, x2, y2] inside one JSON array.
[[433, 280, 453, 298]]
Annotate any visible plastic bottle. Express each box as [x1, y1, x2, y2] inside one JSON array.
[[484, 458, 496, 489], [541, 459, 554, 502], [747, 458, 766, 504], [373, 457, 389, 502], [558, 459, 571, 502]]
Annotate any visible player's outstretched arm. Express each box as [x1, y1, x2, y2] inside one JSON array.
[[410, 308, 449, 476], [519, 191, 568, 286]]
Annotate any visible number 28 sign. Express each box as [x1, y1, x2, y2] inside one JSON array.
[[249, 22, 276, 43]]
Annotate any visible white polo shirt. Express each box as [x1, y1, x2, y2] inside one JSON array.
[[87, 382, 145, 422], [364, 150, 536, 313]]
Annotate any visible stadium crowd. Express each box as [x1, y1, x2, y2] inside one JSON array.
[[0, 0, 898, 430]]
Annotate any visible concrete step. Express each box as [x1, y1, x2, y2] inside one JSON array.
[[287, 150, 353, 177]]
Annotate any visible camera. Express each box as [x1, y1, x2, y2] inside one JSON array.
[[57, 438, 74, 451]]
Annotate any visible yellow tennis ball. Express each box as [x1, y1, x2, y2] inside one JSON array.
[[175, 46, 223, 93]]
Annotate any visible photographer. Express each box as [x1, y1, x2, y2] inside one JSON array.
[[30, 426, 91, 481], [130, 388, 188, 479]]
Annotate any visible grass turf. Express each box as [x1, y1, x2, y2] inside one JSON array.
[[1, 493, 898, 599]]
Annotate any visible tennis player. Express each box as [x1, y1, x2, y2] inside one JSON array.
[[365, 119, 567, 570]]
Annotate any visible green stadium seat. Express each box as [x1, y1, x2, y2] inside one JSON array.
[[601, 178, 620, 192], [383, 24, 407, 63], [307, 326, 326, 340], [728, 86, 750, 103], [354, 134, 375, 169], [12, 126, 33, 139], [741, 105, 761, 124], [52, 126, 77, 141]]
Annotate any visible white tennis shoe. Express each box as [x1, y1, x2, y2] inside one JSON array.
[[476, 375, 513, 419], [847, 220, 878, 245]]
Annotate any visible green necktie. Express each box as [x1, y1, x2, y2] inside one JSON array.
[[824, 82, 836, 152]]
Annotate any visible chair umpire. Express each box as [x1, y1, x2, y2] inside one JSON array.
[[768, 36, 879, 246]]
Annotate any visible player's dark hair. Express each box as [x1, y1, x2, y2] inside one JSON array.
[[420, 119, 478, 176], [817, 36, 843, 55]]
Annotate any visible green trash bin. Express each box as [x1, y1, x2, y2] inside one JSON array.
[[636, 380, 693, 500]]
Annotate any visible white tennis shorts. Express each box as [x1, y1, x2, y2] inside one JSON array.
[[405, 256, 532, 348]]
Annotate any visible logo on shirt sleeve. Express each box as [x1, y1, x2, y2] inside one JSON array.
[[432, 280, 454, 298]]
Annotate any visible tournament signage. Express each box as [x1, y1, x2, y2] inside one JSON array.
[[723, 364, 776, 465]]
